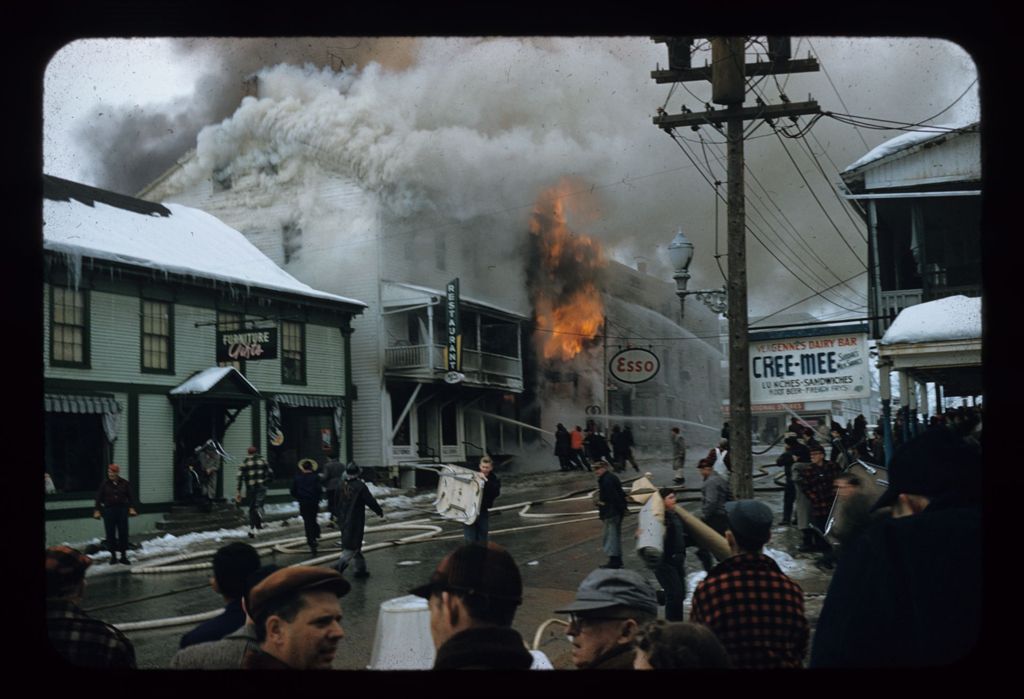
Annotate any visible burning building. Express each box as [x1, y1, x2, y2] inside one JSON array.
[[139, 63, 725, 479]]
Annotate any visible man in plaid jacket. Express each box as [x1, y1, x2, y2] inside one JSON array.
[[690, 499, 809, 669], [236, 447, 272, 537], [46, 546, 136, 668], [796, 443, 842, 552]]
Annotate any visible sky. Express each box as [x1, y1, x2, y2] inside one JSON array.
[[42, 36, 980, 322]]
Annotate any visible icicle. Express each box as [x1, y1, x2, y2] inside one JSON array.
[[60, 249, 83, 294]]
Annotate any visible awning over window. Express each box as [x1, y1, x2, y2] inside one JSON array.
[[45, 393, 121, 415], [271, 394, 345, 409], [44, 393, 122, 443]]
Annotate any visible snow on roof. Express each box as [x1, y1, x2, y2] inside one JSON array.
[[880, 295, 981, 345], [169, 366, 259, 396], [842, 121, 978, 174], [43, 186, 367, 310]]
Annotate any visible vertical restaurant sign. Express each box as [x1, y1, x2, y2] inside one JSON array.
[[444, 278, 463, 383], [748, 326, 871, 404]]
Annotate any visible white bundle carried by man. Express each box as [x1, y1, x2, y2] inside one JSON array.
[[432, 464, 487, 525], [630, 473, 665, 568]]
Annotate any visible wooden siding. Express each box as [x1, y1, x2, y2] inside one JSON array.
[[864, 132, 981, 190], [137, 393, 175, 503]]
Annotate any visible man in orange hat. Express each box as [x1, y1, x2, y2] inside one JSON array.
[[93, 464, 137, 565]]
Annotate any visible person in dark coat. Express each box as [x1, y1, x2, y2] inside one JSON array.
[[810, 429, 982, 667], [594, 458, 628, 569], [409, 542, 533, 670], [554, 423, 572, 471], [652, 488, 689, 621], [179, 542, 261, 649], [290, 458, 323, 556], [92, 463, 138, 565], [776, 437, 808, 527], [332, 463, 384, 579], [609, 425, 630, 473], [622, 426, 640, 471], [320, 458, 345, 526], [464, 456, 500, 543]]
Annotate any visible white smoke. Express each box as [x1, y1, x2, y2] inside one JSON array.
[[149, 36, 977, 319]]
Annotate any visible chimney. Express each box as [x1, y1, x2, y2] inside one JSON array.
[[635, 257, 648, 275]]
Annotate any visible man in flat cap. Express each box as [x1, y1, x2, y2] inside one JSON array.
[[242, 565, 350, 669], [45, 546, 136, 668], [410, 541, 533, 669], [92, 463, 138, 565], [811, 429, 982, 667], [555, 568, 658, 669], [689, 499, 809, 668]]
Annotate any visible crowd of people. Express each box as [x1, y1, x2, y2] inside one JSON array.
[[48, 405, 982, 669], [553, 421, 639, 473]]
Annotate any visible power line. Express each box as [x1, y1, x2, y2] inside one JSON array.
[[667, 130, 865, 313], [805, 39, 870, 151], [769, 122, 868, 269], [689, 127, 868, 309]]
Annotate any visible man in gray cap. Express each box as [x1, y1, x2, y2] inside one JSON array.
[[555, 568, 658, 669], [689, 499, 809, 668], [241, 565, 350, 669]]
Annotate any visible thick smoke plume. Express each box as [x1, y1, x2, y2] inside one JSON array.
[[69, 36, 978, 320]]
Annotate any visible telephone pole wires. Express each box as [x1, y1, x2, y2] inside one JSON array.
[[652, 36, 820, 500]]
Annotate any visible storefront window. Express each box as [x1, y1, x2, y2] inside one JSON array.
[[269, 406, 335, 481], [45, 413, 108, 494]]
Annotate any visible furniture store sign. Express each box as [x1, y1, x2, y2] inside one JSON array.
[[749, 325, 870, 404], [216, 328, 278, 362]]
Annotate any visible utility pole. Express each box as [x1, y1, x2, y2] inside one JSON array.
[[652, 36, 819, 500]]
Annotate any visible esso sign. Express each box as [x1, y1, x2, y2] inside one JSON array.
[[609, 348, 660, 384]]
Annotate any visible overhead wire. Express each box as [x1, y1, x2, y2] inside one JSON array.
[[696, 128, 868, 307], [667, 128, 865, 314]]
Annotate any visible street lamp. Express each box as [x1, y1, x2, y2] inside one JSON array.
[[668, 228, 728, 318]]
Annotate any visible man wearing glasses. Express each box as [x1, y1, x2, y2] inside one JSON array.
[[554, 568, 658, 669]]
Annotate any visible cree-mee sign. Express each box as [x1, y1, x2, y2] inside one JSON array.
[[609, 348, 660, 384], [217, 328, 278, 362], [749, 325, 870, 404]]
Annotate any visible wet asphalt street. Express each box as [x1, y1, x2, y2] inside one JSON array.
[[77, 445, 835, 670]]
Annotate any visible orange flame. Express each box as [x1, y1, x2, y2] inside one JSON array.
[[528, 179, 606, 362]]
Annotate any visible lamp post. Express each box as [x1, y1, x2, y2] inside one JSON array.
[[667, 228, 728, 317], [668, 226, 753, 500]]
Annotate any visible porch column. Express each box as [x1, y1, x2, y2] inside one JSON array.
[[879, 359, 893, 467]]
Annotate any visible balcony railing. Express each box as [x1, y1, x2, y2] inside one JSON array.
[[384, 344, 523, 385], [875, 289, 922, 338]]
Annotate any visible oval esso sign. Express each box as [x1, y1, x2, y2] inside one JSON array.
[[609, 348, 660, 384]]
